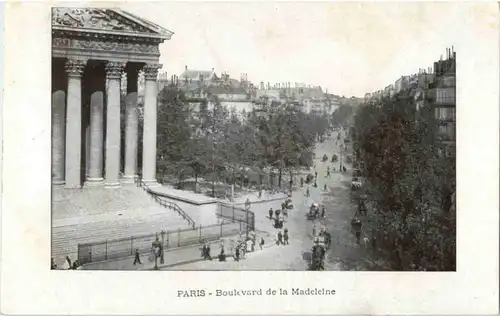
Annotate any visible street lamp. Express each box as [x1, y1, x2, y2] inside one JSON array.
[[160, 230, 165, 264], [245, 198, 251, 236], [339, 147, 343, 172]]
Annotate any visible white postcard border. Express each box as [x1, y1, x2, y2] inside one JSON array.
[[1, 1, 498, 315]]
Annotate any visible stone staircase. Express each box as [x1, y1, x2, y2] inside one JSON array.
[[51, 186, 191, 266]]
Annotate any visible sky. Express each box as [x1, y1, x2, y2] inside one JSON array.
[[120, 2, 467, 97]]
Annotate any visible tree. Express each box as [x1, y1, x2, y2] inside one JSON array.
[[354, 95, 456, 270], [156, 86, 196, 184], [331, 104, 354, 127]]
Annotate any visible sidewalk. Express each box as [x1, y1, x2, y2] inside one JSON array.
[[79, 231, 272, 270]]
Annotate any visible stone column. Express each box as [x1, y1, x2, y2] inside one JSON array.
[[85, 66, 106, 185], [104, 62, 125, 187], [64, 59, 86, 189], [142, 63, 162, 184], [122, 65, 140, 183], [51, 88, 66, 185]]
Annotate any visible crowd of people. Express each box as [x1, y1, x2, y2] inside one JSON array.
[[200, 230, 265, 263], [51, 256, 82, 270]]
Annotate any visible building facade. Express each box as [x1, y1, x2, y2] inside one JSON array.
[[51, 8, 173, 188]]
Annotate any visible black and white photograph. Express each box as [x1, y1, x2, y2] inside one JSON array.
[[50, 4, 457, 272], [2, 1, 498, 315]]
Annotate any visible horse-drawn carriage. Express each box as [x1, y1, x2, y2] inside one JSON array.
[[274, 214, 285, 229], [307, 203, 320, 220], [310, 235, 327, 270], [282, 198, 294, 210], [309, 229, 333, 270]]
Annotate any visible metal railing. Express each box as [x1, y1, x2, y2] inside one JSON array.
[[217, 203, 255, 233], [77, 221, 242, 265], [135, 177, 196, 228]]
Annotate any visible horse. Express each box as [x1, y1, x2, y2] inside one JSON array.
[[310, 245, 326, 270]]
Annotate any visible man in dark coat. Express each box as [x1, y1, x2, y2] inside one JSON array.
[[206, 243, 212, 260], [283, 229, 289, 245], [235, 246, 240, 262], [201, 244, 207, 258], [321, 206, 326, 218], [277, 230, 283, 246], [133, 249, 142, 265], [269, 208, 273, 220]]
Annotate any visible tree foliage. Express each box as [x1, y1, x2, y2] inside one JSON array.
[[331, 104, 354, 127], [156, 86, 331, 192], [354, 95, 456, 271]]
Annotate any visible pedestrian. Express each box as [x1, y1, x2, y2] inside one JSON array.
[[343, 166, 347, 173], [333, 166, 336, 172], [284, 228, 289, 245], [300, 177, 304, 187], [306, 187, 310, 197], [148, 248, 155, 262], [134, 249, 143, 265], [277, 230, 283, 246], [275, 208, 280, 219], [259, 237, 265, 250], [65, 256, 72, 270], [201, 244, 207, 258], [321, 206, 326, 218], [312, 225, 317, 238], [314, 181, 318, 188], [327, 170, 330, 177], [206, 243, 212, 260], [269, 208, 273, 220], [51, 258, 57, 270], [324, 184, 327, 191], [235, 246, 240, 262], [351, 217, 362, 244], [72, 260, 79, 270], [315, 171, 318, 179], [219, 244, 226, 262]]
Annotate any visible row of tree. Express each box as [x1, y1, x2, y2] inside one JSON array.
[[154, 86, 331, 195], [354, 95, 456, 271]]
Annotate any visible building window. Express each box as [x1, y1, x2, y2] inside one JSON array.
[[435, 107, 456, 121]]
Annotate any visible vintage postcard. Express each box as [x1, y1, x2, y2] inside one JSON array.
[[1, 1, 498, 315]]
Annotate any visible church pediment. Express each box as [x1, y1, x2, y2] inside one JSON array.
[[52, 8, 173, 40]]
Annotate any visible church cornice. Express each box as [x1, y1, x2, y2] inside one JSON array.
[[52, 28, 164, 44]]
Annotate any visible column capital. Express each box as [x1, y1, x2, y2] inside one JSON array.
[[143, 63, 162, 80], [65, 59, 86, 77], [105, 62, 126, 79]]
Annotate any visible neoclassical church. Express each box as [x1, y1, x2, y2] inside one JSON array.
[[51, 8, 173, 188]]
